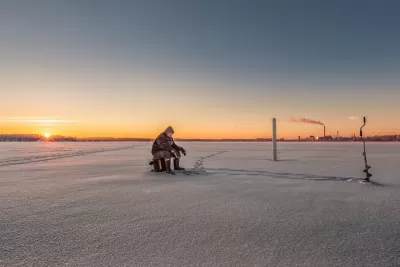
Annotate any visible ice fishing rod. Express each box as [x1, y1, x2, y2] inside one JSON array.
[[360, 116, 372, 182]]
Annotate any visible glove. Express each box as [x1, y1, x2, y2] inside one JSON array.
[[180, 147, 186, 156], [171, 149, 179, 158]]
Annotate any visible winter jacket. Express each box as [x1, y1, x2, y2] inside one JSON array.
[[151, 127, 182, 155]]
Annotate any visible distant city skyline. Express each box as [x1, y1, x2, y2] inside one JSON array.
[[1, 1, 400, 139]]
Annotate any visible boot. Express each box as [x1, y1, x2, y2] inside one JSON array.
[[152, 159, 165, 172], [174, 158, 185, 170], [165, 159, 176, 175]]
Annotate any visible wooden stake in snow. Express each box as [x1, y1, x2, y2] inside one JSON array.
[[272, 118, 277, 161]]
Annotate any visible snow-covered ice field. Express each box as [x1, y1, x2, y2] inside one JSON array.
[[1, 142, 399, 266]]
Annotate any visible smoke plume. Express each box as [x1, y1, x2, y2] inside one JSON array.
[[290, 117, 324, 125], [348, 116, 360, 121]]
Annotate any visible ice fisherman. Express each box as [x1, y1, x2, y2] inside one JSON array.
[[151, 126, 186, 174]]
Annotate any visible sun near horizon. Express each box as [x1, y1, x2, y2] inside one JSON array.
[[0, 114, 398, 139]]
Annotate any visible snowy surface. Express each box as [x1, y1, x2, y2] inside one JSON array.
[[1, 142, 399, 266]]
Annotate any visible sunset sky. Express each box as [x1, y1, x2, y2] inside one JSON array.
[[1, 0, 400, 139]]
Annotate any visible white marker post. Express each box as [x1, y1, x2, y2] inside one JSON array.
[[272, 118, 277, 161]]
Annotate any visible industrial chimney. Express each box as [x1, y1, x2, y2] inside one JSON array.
[[324, 126, 326, 137]]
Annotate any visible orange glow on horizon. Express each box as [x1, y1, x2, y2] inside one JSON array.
[[0, 116, 398, 139], [0, 126, 389, 139]]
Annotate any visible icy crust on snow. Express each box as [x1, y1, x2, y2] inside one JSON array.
[[0, 142, 137, 167], [1, 142, 399, 266]]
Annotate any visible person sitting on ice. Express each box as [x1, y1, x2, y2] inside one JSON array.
[[150, 126, 186, 174]]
